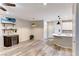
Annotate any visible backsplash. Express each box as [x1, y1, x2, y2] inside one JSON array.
[[62, 30, 72, 33]]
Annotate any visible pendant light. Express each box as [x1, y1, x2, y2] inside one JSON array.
[[32, 22, 36, 27], [31, 18, 37, 27], [57, 16, 61, 25]]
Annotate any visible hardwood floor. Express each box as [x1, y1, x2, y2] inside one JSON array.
[[0, 40, 72, 56]]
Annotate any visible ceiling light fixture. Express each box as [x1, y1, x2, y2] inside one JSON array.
[[32, 18, 37, 27], [0, 3, 2, 6], [32, 22, 37, 27], [43, 3, 47, 6], [6, 12, 9, 14]]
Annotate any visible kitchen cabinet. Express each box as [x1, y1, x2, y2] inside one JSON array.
[[4, 35, 19, 47]]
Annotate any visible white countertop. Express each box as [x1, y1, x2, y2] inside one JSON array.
[[52, 33, 72, 37], [3, 33, 19, 36]]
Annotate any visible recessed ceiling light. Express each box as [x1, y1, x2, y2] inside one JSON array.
[[0, 3, 2, 6], [6, 12, 9, 14], [43, 3, 47, 6]]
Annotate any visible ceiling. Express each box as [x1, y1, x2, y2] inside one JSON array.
[[1, 3, 73, 21]]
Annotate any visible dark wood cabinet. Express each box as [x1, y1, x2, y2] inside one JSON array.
[[4, 35, 19, 47]]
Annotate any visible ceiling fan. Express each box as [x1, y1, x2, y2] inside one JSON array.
[[0, 3, 16, 11]]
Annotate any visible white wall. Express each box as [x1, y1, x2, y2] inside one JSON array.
[[43, 20, 48, 41], [32, 28, 43, 40], [31, 21, 43, 40], [62, 22, 72, 30], [0, 24, 3, 47], [0, 10, 6, 47], [15, 18, 31, 42], [74, 3, 79, 56], [47, 22, 54, 38]]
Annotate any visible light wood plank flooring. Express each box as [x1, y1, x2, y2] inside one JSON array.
[[0, 40, 72, 56]]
